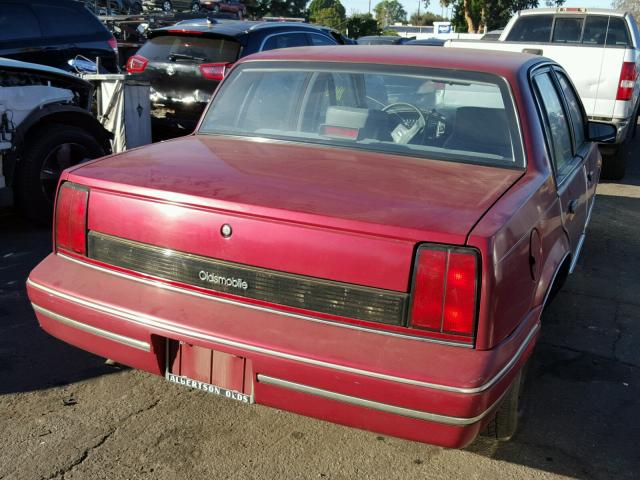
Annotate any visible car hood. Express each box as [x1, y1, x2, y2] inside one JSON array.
[[69, 135, 523, 241]]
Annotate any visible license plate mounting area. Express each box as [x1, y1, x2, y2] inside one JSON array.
[[165, 340, 252, 404]]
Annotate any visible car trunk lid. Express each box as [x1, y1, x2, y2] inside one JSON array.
[[67, 136, 522, 291]]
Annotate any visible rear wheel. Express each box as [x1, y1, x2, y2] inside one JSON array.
[[15, 124, 105, 224], [211, 4, 220, 13], [162, 0, 172, 12], [602, 111, 638, 180], [236, 10, 243, 19], [482, 367, 526, 441], [192, 1, 200, 12]]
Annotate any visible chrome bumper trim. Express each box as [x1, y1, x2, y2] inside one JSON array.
[[257, 374, 504, 426], [27, 276, 539, 395], [32, 303, 151, 352], [569, 196, 595, 274]]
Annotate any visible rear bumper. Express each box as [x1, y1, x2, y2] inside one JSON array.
[[27, 253, 540, 448]]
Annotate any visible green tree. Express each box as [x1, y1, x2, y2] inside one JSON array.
[[313, 6, 347, 30], [409, 12, 446, 25], [247, 0, 307, 19], [441, 0, 565, 33], [309, 0, 346, 20], [612, 0, 640, 21], [345, 13, 381, 38], [374, 0, 407, 27]]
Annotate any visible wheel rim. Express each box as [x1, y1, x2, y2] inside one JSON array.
[[163, 1, 171, 11], [39, 143, 91, 205], [192, 2, 200, 11]]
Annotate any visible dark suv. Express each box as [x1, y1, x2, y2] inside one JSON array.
[[127, 20, 345, 131], [0, 0, 119, 72]]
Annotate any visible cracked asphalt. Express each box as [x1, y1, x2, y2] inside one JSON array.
[[1, 137, 640, 480]]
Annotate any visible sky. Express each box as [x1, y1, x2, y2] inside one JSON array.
[[340, 0, 616, 20]]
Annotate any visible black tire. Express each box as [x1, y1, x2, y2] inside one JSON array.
[[482, 368, 525, 441], [15, 124, 105, 224], [601, 142, 629, 180], [162, 0, 172, 12], [131, 1, 142, 13], [236, 10, 242, 19], [192, 1, 200, 12], [211, 4, 220, 13], [601, 113, 637, 180]]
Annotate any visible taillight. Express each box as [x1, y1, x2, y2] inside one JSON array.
[[55, 183, 89, 256], [616, 62, 637, 101], [199, 62, 232, 81], [126, 55, 148, 74], [409, 246, 479, 344], [108, 36, 118, 53]]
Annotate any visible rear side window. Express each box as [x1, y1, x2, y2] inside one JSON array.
[[262, 33, 309, 51], [534, 73, 574, 181], [556, 72, 586, 147], [0, 4, 41, 41], [582, 16, 608, 45], [552, 17, 583, 43], [606, 17, 631, 47], [35, 4, 105, 37], [140, 35, 240, 62], [308, 33, 336, 46], [506, 15, 553, 42]]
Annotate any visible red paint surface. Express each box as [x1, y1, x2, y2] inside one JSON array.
[[27, 49, 600, 446]]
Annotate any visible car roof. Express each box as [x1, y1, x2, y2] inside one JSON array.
[[517, 7, 627, 17], [238, 45, 546, 77], [151, 20, 332, 39]]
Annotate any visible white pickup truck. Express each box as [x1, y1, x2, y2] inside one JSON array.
[[446, 8, 640, 179]]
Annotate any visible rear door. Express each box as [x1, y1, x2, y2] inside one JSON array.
[[554, 69, 600, 212], [533, 69, 588, 253]]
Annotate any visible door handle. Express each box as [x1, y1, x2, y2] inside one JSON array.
[[568, 199, 578, 215]]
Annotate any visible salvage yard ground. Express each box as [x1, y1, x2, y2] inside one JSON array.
[[1, 133, 639, 479]]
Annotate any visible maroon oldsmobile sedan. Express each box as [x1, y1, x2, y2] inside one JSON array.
[[27, 46, 613, 447]]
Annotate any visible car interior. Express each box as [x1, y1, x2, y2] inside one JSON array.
[[201, 66, 520, 166]]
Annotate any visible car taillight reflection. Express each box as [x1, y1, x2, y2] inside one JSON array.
[[409, 245, 479, 344], [108, 36, 118, 53], [199, 62, 233, 81], [126, 55, 148, 74], [55, 182, 89, 256]]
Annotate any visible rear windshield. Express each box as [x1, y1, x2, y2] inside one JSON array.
[[139, 35, 240, 62], [199, 63, 523, 168], [507, 14, 631, 47]]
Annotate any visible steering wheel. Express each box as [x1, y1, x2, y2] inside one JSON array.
[[382, 102, 426, 144]]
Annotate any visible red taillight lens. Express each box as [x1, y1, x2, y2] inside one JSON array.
[[617, 62, 637, 101], [55, 183, 89, 256], [126, 54, 148, 74], [108, 36, 118, 53], [199, 62, 232, 81], [410, 246, 478, 343]]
